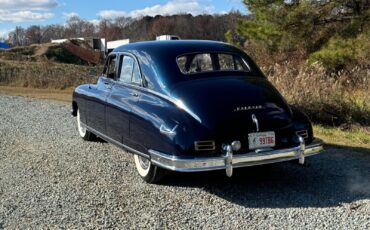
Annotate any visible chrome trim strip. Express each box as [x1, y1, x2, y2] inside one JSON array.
[[149, 139, 324, 172], [83, 123, 150, 159]]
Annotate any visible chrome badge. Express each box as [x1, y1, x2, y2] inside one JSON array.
[[234, 105, 264, 112], [251, 114, 259, 132]]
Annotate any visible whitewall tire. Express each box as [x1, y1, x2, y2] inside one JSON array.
[[77, 109, 95, 141], [134, 154, 165, 183]]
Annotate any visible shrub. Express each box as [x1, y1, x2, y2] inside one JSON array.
[[264, 62, 370, 126]]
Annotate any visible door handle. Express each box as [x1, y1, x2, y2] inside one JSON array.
[[104, 81, 112, 89], [130, 92, 139, 97]]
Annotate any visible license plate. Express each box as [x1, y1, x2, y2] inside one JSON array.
[[248, 131, 275, 150]]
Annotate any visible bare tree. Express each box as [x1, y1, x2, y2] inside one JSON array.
[[25, 25, 42, 45], [8, 26, 26, 46]]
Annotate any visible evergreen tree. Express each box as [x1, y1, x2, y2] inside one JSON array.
[[235, 0, 370, 69]]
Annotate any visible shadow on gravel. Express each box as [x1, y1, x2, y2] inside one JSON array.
[[162, 144, 370, 208]]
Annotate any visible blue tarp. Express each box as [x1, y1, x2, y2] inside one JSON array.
[[0, 42, 10, 49]]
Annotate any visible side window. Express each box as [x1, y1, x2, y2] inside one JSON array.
[[103, 55, 117, 79], [119, 56, 134, 83], [132, 62, 141, 85], [119, 55, 142, 85]]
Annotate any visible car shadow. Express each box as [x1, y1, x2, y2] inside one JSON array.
[[162, 144, 370, 208]]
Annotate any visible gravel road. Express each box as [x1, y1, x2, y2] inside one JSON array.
[[0, 95, 369, 229]]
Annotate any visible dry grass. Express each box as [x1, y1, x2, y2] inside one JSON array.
[[0, 86, 73, 102], [265, 63, 370, 126], [0, 60, 96, 89]]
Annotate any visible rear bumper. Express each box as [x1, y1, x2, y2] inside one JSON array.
[[149, 138, 323, 172]]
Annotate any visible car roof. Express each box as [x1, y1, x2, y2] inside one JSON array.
[[113, 40, 240, 55], [111, 40, 262, 93]]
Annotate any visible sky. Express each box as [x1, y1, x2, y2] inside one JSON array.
[[0, 0, 247, 38]]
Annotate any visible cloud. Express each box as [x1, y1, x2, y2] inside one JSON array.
[[0, 10, 54, 22], [98, 10, 126, 19], [89, 19, 100, 26], [98, 0, 216, 19], [63, 12, 79, 18], [0, 0, 58, 10], [0, 0, 57, 22]]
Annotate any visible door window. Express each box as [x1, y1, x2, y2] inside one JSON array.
[[103, 55, 117, 79], [119, 55, 142, 85], [132, 62, 141, 85]]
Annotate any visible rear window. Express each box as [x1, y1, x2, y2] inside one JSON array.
[[177, 53, 251, 75]]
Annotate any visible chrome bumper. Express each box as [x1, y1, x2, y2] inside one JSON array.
[[149, 138, 324, 176]]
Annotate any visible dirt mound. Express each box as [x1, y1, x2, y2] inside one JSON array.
[[0, 41, 103, 65]]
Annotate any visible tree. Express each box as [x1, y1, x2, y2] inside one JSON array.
[[65, 16, 96, 38], [236, 0, 369, 53], [235, 0, 370, 69], [41, 24, 66, 43], [25, 25, 42, 45], [8, 26, 26, 46]]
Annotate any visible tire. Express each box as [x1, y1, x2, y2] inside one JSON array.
[[134, 154, 165, 183], [77, 109, 95, 141]]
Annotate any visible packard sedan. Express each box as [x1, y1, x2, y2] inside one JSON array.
[[72, 40, 323, 183]]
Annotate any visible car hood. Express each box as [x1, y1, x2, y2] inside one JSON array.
[[170, 76, 293, 132]]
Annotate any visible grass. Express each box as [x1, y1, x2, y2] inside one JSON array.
[[0, 86, 73, 102], [0, 60, 96, 89], [265, 63, 370, 126], [314, 124, 370, 148]]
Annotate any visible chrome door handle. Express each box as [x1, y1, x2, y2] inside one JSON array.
[[130, 92, 139, 97], [104, 81, 112, 89]]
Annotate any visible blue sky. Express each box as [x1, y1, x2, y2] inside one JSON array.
[[0, 0, 247, 38]]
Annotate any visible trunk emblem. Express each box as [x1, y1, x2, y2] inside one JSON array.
[[252, 114, 259, 132], [234, 105, 264, 112]]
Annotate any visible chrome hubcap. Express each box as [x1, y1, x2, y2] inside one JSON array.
[[138, 156, 150, 170]]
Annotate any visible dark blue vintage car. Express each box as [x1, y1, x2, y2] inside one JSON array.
[[72, 40, 323, 183]]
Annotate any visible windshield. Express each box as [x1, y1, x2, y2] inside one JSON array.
[[177, 52, 251, 75]]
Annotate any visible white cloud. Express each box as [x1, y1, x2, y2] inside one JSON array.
[[0, 0, 58, 10], [98, 10, 127, 19], [0, 0, 57, 22], [89, 19, 100, 26], [63, 12, 79, 18], [98, 0, 216, 19], [0, 10, 54, 22]]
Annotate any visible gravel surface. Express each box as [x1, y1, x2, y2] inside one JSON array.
[[0, 95, 369, 229]]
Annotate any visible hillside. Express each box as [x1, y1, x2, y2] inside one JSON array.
[[0, 40, 102, 65]]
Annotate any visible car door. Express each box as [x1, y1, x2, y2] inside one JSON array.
[[106, 54, 141, 148], [86, 54, 116, 134]]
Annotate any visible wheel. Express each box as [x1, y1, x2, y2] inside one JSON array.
[[77, 109, 95, 141], [134, 154, 165, 183]]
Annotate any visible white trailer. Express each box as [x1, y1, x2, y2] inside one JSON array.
[[156, 35, 180, 41]]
